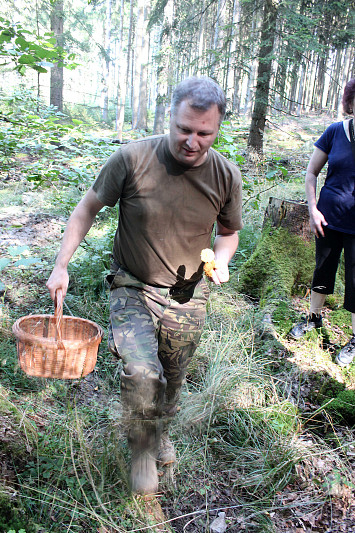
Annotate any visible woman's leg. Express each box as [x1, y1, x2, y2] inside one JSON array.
[[335, 233, 355, 366], [310, 290, 326, 315]]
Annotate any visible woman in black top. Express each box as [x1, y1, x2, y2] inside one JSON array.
[[290, 78, 355, 367]]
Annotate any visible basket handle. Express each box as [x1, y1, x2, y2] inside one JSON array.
[[54, 289, 64, 349]]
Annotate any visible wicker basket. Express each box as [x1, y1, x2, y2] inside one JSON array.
[[12, 290, 103, 379]]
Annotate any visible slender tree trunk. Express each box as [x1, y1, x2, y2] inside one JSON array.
[[302, 51, 314, 112], [134, 0, 150, 130], [116, 0, 133, 140], [288, 59, 301, 115], [326, 49, 342, 111], [50, 0, 64, 112], [132, 0, 143, 126], [153, 0, 173, 134], [101, 0, 112, 123], [248, 0, 278, 154], [225, 0, 239, 98], [296, 61, 306, 115], [197, 0, 205, 74], [243, 14, 258, 115], [210, 0, 225, 78], [337, 48, 352, 118], [313, 49, 328, 110]]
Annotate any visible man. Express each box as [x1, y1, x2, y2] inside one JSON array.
[[46, 77, 243, 495]]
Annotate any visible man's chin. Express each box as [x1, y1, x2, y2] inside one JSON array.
[[179, 151, 206, 167]]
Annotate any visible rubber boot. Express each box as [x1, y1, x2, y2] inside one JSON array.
[[128, 419, 163, 495], [157, 432, 176, 466], [157, 384, 180, 467]]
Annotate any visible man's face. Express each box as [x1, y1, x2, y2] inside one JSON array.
[[169, 100, 221, 167]]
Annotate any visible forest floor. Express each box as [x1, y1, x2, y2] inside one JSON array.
[[0, 112, 354, 533]]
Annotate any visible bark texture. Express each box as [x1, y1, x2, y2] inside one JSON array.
[[50, 0, 64, 112], [247, 0, 277, 154]]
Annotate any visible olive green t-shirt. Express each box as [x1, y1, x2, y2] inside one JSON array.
[[92, 135, 243, 287]]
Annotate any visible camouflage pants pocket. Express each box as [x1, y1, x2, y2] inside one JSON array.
[[158, 324, 203, 417]]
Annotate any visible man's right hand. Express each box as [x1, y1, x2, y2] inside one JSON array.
[[46, 265, 69, 301]]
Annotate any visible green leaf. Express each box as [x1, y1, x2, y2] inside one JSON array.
[[15, 36, 30, 50], [32, 65, 48, 73], [14, 257, 42, 267], [0, 30, 13, 43], [0, 257, 11, 271], [18, 53, 37, 64], [8, 245, 28, 257]]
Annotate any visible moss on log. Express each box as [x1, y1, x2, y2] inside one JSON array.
[[237, 198, 315, 310]]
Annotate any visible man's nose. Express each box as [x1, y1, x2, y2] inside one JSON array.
[[186, 133, 197, 148]]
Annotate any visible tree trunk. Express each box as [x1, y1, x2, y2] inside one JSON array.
[[101, 0, 112, 123], [116, 0, 134, 140], [263, 197, 313, 242], [225, 0, 240, 101], [243, 13, 258, 117], [296, 61, 306, 116], [288, 59, 300, 115], [50, 0, 64, 112], [237, 197, 315, 313], [247, 0, 277, 154], [313, 49, 328, 111], [133, 0, 150, 130], [210, 0, 225, 78], [135, 2, 150, 130], [153, 0, 173, 134], [326, 48, 342, 112]]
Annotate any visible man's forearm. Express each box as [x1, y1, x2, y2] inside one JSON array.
[[213, 232, 239, 264], [55, 208, 97, 268], [46, 188, 105, 300]]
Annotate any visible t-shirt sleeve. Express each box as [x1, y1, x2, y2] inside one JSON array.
[[314, 123, 337, 155], [217, 167, 243, 230], [92, 148, 128, 206]]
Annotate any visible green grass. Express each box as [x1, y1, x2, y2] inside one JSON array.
[[1, 105, 354, 532]]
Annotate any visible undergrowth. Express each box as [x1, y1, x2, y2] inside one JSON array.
[[0, 95, 354, 532]]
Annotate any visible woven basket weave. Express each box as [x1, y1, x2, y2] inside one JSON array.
[[12, 290, 103, 379]]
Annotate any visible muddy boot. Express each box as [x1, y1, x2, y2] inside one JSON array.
[[128, 420, 162, 495], [158, 384, 181, 467], [157, 432, 176, 466]]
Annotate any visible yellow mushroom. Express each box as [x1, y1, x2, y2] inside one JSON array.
[[200, 248, 216, 277]]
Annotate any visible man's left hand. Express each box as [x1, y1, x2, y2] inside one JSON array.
[[209, 262, 229, 285]]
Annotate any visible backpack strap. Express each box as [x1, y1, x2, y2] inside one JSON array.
[[349, 118, 355, 164]]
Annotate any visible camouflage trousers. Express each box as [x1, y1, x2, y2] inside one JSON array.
[[107, 265, 209, 424]]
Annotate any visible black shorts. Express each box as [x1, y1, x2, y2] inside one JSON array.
[[312, 227, 355, 313]]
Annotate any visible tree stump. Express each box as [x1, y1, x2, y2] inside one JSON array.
[[237, 197, 315, 316], [263, 197, 312, 242]]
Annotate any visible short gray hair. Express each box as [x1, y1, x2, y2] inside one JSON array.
[[171, 77, 226, 124]]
